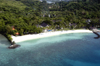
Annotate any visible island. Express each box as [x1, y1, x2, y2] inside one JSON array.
[[0, 0, 100, 47]]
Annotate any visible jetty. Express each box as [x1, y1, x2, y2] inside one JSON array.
[[8, 44, 20, 49], [92, 28, 100, 39]]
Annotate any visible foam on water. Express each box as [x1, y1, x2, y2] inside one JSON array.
[[0, 33, 100, 66]]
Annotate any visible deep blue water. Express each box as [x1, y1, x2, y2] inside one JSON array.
[[0, 33, 100, 66]]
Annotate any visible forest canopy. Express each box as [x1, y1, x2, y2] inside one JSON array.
[[0, 0, 100, 36]]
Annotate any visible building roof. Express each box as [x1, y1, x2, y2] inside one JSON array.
[[40, 22, 48, 27]]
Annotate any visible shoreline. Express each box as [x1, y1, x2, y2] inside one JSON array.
[[11, 29, 93, 43]]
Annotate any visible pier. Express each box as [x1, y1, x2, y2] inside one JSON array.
[[8, 44, 20, 49], [92, 28, 100, 39]]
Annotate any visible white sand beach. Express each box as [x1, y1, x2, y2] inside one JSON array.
[[11, 29, 92, 43]]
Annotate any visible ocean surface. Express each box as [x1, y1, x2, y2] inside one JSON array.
[[0, 33, 100, 66]]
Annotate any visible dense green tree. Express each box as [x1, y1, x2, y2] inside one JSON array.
[[0, 0, 100, 36]]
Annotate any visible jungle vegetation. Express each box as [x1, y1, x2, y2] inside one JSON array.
[[0, 0, 100, 41]]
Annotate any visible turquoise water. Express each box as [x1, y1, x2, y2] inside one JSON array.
[[0, 33, 100, 66]]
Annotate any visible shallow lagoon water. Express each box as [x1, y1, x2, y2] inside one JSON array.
[[0, 33, 100, 66]]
